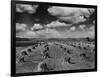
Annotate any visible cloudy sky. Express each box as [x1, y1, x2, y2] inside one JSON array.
[[16, 3, 95, 38]]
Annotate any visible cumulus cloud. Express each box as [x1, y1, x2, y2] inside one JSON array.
[[16, 4, 38, 13], [16, 23, 94, 38], [45, 20, 71, 28], [16, 23, 27, 32], [79, 25, 86, 30], [36, 28, 62, 38], [48, 6, 94, 24], [58, 15, 86, 24], [16, 30, 38, 38], [30, 24, 43, 30], [16, 27, 94, 38], [16, 28, 62, 38], [16, 23, 43, 38], [68, 26, 76, 32]]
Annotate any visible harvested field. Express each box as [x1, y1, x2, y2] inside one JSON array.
[[16, 39, 95, 73]]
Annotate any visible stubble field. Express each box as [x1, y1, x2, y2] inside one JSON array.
[[16, 38, 95, 73]]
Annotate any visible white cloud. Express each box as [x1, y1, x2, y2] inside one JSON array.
[[35, 28, 62, 38], [16, 4, 38, 14], [16, 30, 38, 38], [48, 6, 94, 24], [16, 23, 94, 38], [58, 15, 86, 24], [31, 24, 43, 30], [45, 20, 71, 28], [16, 28, 62, 38], [69, 26, 76, 32], [16, 27, 94, 38], [79, 25, 86, 30], [16, 23, 27, 31]]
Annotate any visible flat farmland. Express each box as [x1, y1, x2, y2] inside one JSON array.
[[16, 38, 95, 73]]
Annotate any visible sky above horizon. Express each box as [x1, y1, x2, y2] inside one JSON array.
[[16, 3, 96, 38]]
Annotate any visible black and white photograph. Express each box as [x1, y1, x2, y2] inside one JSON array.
[[11, 0, 97, 76]]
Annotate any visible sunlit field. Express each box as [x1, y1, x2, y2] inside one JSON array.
[[16, 38, 95, 73]]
